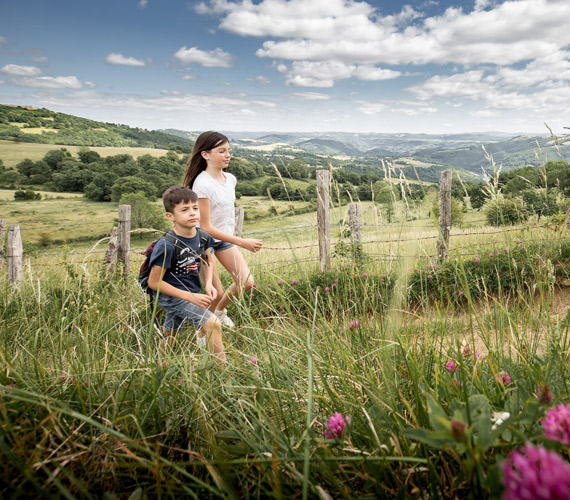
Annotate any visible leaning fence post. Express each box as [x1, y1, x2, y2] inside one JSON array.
[[234, 207, 244, 238], [0, 219, 6, 269], [102, 226, 119, 276], [7, 224, 23, 285], [436, 170, 452, 263], [348, 203, 361, 244], [316, 170, 330, 271], [118, 205, 131, 278]]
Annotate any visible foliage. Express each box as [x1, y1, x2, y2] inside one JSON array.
[[14, 189, 41, 200], [431, 197, 466, 225], [486, 197, 529, 226], [119, 192, 170, 235]]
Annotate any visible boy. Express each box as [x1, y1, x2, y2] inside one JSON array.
[[148, 186, 226, 362]]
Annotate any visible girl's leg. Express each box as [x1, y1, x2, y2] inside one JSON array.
[[198, 315, 226, 362], [215, 246, 255, 312]]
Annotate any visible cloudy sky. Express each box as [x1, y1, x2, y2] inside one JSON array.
[[1, 0, 569, 134]]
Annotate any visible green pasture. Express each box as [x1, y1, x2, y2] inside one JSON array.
[[0, 140, 174, 168]]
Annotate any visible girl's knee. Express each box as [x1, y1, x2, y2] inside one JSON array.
[[242, 275, 255, 291], [204, 315, 221, 331]]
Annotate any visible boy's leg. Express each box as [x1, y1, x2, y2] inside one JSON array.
[[197, 315, 226, 363], [160, 312, 185, 354], [157, 295, 226, 363]]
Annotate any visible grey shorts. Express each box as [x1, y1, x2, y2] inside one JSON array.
[[211, 240, 235, 252], [156, 294, 214, 333]]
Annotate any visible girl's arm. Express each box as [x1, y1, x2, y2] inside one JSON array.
[[202, 250, 217, 299], [148, 265, 212, 309], [198, 198, 262, 252]]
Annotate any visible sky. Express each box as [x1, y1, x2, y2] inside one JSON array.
[[1, 0, 570, 135]]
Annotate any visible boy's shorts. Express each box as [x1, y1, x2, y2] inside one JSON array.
[[156, 294, 214, 333], [211, 240, 235, 252]]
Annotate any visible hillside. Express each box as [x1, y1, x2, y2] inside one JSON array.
[[0, 104, 193, 151]]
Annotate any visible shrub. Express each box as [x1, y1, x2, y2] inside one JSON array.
[[486, 197, 528, 226]]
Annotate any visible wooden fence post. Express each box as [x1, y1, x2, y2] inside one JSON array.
[[348, 203, 361, 244], [0, 219, 6, 269], [7, 225, 23, 285], [102, 226, 119, 275], [437, 170, 452, 262], [118, 205, 131, 278], [316, 170, 330, 271], [234, 207, 244, 238]]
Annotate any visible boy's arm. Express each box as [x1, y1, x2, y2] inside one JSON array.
[[202, 249, 217, 300], [148, 265, 212, 309]]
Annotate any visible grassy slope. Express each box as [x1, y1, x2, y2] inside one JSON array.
[[0, 140, 173, 168]]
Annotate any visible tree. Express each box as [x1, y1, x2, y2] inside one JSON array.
[[84, 172, 118, 201], [431, 198, 465, 226], [521, 189, 558, 220], [43, 148, 71, 172], [110, 176, 157, 202], [78, 148, 101, 164], [119, 192, 169, 237]]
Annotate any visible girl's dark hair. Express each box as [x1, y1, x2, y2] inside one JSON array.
[[182, 131, 229, 189], [162, 186, 198, 213]]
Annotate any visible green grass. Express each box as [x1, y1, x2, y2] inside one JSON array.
[[0, 140, 173, 168]]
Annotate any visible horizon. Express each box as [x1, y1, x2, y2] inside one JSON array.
[[2, 0, 570, 136]]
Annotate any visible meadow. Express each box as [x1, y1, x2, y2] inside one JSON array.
[[2, 176, 570, 499]]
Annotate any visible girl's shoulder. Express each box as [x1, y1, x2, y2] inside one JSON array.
[[225, 171, 237, 186]]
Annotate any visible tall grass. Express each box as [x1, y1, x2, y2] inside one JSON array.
[[2, 217, 570, 497]]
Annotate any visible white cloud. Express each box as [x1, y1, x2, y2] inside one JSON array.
[[9, 76, 84, 89], [174, 46, 233, 67], [138, 0, 148, 8], [105, 53, 147, 67], [182, 74, 196, 80], [2, 64, 42, 76], [196, 0, 570, 89], [357, 102, 387, 116], [353, 66, 402, 81], [252, 75, 270, 84], [289, 92, 331, 100]]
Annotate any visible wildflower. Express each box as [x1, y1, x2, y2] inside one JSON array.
[[278, 280, 284, 285], [325, 287, 330, 292], [249, 293, 254, 297], [249, 358, 258, 365], [492, 411, 510, 429], [292, 280, 298, 285], [516, 239, 521, 243], [361, 273, 368, 278], [501, 444, 570, 500], [476, 351, 483, 361], [459, 290, 464, 296], [489, 253, 494, 258], [349, 320, 360, 329], [542, 403, 570, 445], [496, 372, 511, 386], [331, 283, 336, 288], [475, 257, 480, 263], [521, 245, 526, 250], [446, 360, 459, 373], [536, 385, 553, 405], [427, 274, 432, 279], [451, 419, 466, 441], [267, 284, 272, 288], [325, 412, 350, 439]]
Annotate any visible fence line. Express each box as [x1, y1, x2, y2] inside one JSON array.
[[4, 169, 570, 285]]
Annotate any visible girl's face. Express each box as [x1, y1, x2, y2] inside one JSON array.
[[203, 141, 231, 170]]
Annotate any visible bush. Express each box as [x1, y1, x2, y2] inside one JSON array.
[[486, 197, 528, 226], [14, 189, 41, 200]]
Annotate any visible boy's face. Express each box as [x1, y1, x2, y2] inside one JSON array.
[[166, 200, 200, 229]]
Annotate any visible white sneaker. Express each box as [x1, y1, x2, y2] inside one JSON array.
[[215, 309, 235, 328], [196, 330, 207, 348]]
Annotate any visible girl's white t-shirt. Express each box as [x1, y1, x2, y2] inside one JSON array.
[[193, 170, 236, 242]]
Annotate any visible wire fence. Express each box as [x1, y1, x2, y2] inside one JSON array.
[[3, 186, 569, 283]]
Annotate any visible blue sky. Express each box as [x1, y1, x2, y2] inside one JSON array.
[[1, 0, 569, 134]]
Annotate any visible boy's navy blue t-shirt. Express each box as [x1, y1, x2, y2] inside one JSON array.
[[148, 231, 215, 294]]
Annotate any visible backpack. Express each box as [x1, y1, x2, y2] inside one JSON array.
[[138, 228, 210, 294]]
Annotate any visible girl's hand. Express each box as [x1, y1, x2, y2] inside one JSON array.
[[242, 238, 263, 253]]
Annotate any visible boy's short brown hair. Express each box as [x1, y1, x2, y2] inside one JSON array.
[[162, 186, 198, 213]]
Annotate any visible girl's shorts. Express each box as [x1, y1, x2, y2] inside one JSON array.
[[211, 240, 235, 252]]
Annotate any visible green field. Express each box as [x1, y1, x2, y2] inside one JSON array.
[[0, 140, 174, 168]]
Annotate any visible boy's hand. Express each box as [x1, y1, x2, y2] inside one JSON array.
[[205, 283, 217, 300], [186, 291, 212, 309]]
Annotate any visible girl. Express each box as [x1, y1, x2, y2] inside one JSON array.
[[183, 131, 262, 327]]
